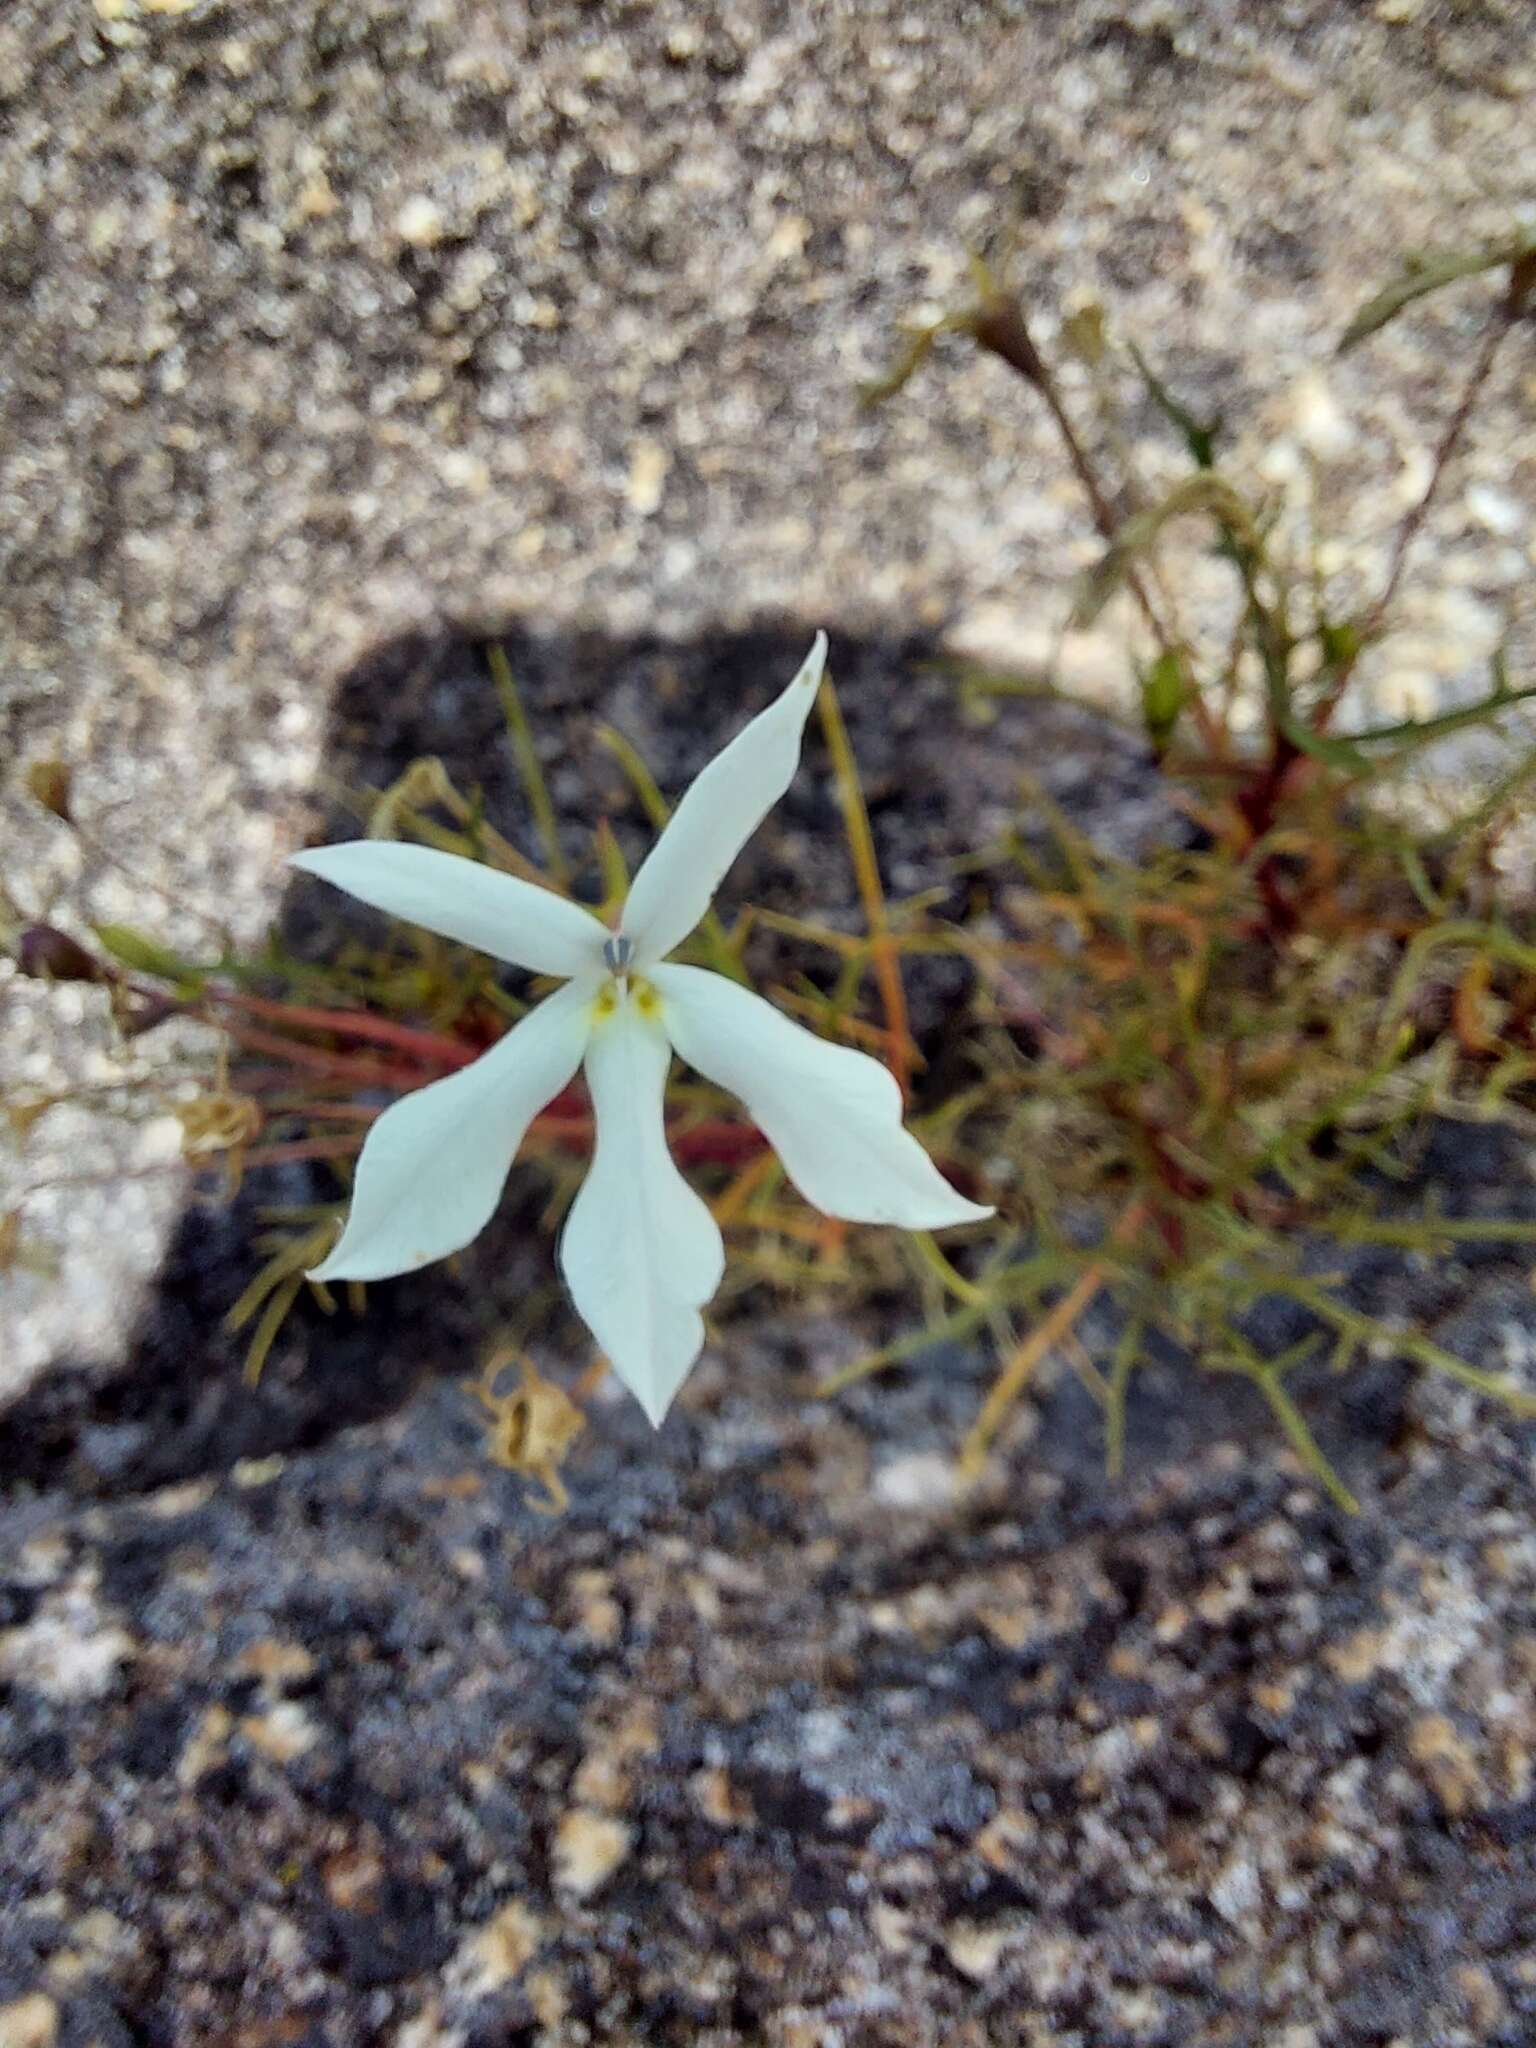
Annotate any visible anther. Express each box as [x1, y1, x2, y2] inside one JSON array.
[[603, 933, 634, 973]]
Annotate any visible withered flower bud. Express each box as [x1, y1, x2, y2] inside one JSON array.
[[16, 924, 108, 983], [24, 761, 74, 824]]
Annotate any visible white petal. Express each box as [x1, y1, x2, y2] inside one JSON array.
[[311, 978, 596, 1282], [622, 632, 827, 966], [652, 964, 993, 1229], [291, 842, 606, 978], [559, 991, 725, 1426]]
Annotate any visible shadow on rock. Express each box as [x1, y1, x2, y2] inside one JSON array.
[[2, 620, 1170, 1502]]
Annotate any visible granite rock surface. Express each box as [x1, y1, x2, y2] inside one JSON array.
[[2, 1157, 1536, 2047], [4, 5, 1536, 2040]]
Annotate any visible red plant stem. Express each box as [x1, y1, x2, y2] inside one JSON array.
[[669, 1121, 769, 1166], [218, 1006, 931, 1174], [278, 1100, 381, 1122], [527, 1115, 769, 1164], [220, 1021, 431, 1089], [224, 1065, 350, 1096], [971, 297, 1178, 647], [240, 1137, 365, 1169], [1313, 303, 1516, 735], [1233, 720, 1308, 940], [236, 1110, 769, 1173], [215, 989, 479, 1068]]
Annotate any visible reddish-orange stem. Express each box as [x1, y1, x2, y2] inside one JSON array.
[[222, 1021, 430, 1088], [960, 1197, 1148, 1477], [237, 1105, 768, 1175], [240, 1137, 364, 1169], [217, 990, 479, 1067], [280, 1100, 380, 1122], [817, 677, 917, 1097]]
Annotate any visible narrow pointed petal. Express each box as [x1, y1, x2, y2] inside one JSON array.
[[311, 978, 596, 1282], [291, 842, 606, 978], [622, 632, 827, 966], [559, 995, 725, 1425], [653, 964, 993, 1229]]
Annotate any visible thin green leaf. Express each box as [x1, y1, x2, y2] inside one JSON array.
[[1278, 659, 1536, 776], [1127, 342, 1219, 467], [1252, 1368, 1359, 1516], [1072, 476, 1256, 628], [1338, 235, 1536, 353], [93, 924, 205, 991], [485, 644, 568, 884]]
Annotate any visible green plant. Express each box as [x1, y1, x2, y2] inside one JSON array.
[[841, 240, 1536, 1501], [7, 236, 1536, 1509]]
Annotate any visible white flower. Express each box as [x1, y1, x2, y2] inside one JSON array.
[[290, 633, 992, 1424]]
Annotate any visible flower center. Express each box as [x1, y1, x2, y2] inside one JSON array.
[[593, 966, 659, 1023], [603, 933, 634, 973]]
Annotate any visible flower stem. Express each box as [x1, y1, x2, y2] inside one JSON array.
[[220, 1020, 432, 1089], [215, 990, 478, 1068], [1313, 285, 1519, 734], [817, 674, 916, 1097], [486, 642, 570, 884], [960, 1198, 1147, 1479]]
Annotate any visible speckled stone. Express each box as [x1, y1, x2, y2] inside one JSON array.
[[4, 7, 1536, 2037], [2, 1149, 1536, 2042]]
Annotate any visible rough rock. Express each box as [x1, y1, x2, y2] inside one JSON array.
[[4, 4, 1536, 2039]]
